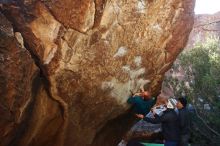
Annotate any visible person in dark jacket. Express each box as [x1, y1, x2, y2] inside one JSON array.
[[137, 98, 180, 146], [176, 97, 190, 146]]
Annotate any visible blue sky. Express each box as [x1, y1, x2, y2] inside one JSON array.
[[195, 0, 220, 14]]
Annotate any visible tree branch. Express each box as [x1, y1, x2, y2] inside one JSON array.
[[192, 102, 220, 136]]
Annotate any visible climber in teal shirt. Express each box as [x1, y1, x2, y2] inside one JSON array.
[[117, 90, 159, 146], [127, 90, 156, 115]]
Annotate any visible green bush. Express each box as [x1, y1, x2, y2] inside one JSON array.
[[164, 37, 220, 145]]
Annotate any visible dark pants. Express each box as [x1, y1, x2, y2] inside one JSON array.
[[179, 134, 190, 146], [165, 141, 178, 146]]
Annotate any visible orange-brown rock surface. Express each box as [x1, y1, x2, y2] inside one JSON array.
[[0, 12, 37, 146], [0, 0, 195, 146], [0, 11, 63, 146]]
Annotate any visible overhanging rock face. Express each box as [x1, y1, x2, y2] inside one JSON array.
[[0, 0, 195, 146]]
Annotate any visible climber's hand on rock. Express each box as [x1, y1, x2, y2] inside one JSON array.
[[136, 114, 144, 119], [152, 109, 156, 115], [133, 92, 141, 97]]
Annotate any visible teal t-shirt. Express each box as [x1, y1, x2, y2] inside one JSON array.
[[127, 96, 156, 115]]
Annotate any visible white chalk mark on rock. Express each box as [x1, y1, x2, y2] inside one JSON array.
[[134, 56, 142, 67], [113, 46, 128, 58], [122, 65, 131, 73], [101, 81, 114, 90], [137, 0, 146, 13], [130, 68, 145, 79]]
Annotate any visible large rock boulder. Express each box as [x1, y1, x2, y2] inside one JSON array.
[[0, 12, 37, 146], [0, 0, 195, 146], [0, 12, 63, 146]]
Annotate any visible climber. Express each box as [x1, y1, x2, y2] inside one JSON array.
[[118, 90, 158, 146], [137, 98, 180, 146], [127, 89, 156, 115], [176, 97, 190, 146], [118, 91, 170, 146]]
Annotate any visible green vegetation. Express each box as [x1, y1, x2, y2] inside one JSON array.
[[164, 37, 220, 146]]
